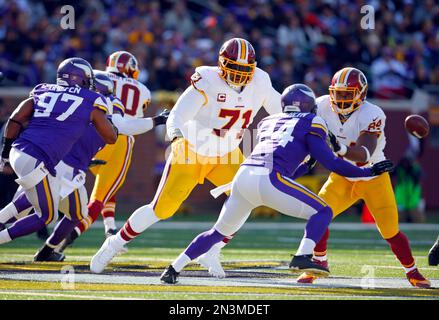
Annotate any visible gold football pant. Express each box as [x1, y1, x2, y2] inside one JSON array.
[[151, 138, 244, 219], [318, 172, 399, 239], [89, 135, 135, 205]]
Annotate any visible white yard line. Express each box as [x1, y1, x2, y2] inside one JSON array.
[[85, 221, 439, 232], [0, 290, 143, 300]]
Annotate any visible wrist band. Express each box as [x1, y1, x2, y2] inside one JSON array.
[[361, 145, 371, 162], [337, 144, 347, 156]]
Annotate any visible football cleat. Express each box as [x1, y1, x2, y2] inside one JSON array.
[[289, 255, 330, 278], [297, 258, 329, 284], [428, 239, 439, 266], [105, 229, 128, 253], [197, 245, 226, 278], [34, 246, 65, 262], [406, 268, 431, 289], [160, 265, 180, 284], [90, 236, 124, 274]]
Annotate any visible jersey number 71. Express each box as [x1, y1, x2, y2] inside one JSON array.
[[212, 108, 252, 139]]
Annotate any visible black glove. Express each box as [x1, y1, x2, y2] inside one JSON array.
[[152, 109, 170, 126], [371, 160, 394, 176], [327, 131, 341, 153], [89, 159, 107, 168], [306, 157, 317, 171]]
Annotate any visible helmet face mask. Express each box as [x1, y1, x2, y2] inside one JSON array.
[[218, 38, 256, 87], [329, 67, 368, 116]]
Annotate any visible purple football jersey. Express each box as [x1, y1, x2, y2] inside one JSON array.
[[13, 83, 109, 175], [244, 112, 326, 177], [62, 123, 105, 172], [62, 94, 124, 172]]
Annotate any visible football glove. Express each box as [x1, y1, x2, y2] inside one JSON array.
[[89, 159, 107, 168], [0, 157, 8, 172], [370, 160, 394, 176], [306, 157, 317, 171], [327, 131, 347, 156], [153, 109, 170, 126]]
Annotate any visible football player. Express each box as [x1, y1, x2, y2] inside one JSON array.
[[0, 58, 117, 245], [0, 71, 168, 260], [90, 38, 283, 274], [296, 67, 431, 288], [160, 84, 394, 284], [68, 51, 154, 241]]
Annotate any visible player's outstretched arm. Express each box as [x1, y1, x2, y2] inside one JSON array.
[[111, 109, 170, 136], [307, 133, 373, 178], [1, 97, 34, 170], [91, 109, 118, 144]]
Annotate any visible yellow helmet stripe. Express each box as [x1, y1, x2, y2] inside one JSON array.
[[240, 39, 247, 61], [339, 68, 350, 84]]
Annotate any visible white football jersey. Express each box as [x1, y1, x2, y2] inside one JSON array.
[[107, 73, 151, 119], [316, 95, 387, 181], [168, 66, 282, 157]]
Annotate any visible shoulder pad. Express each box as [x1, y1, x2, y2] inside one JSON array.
[[93, 95, 111, 114], [111, 96, 125, 115], [310, 115, 328, 139], [191, 66, 215, 93]]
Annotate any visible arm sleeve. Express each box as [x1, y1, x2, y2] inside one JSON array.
[[166, 85, 205, 140], [307, 133, 372, 178], [111, 114, 154, 135]]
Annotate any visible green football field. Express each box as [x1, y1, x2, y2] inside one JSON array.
[[0, 218, 438, 300]]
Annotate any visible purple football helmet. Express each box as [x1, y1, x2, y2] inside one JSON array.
[[93, 70, 114, 96], [56, 57, 94, 89], [281, 84, 317, 114]]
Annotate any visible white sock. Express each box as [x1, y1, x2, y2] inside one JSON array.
[[0, 229, 12, 245], [313, 255, 327, 262], [404, 264, 417, 273], [0, 203, 19, 224], [74, 226, 81, 236], [172, 253, 192, 272], [217, 240, 228, 249], [103, 217, 116, 232], [296, 238, 316, 256], [128, 204, 159, 234]]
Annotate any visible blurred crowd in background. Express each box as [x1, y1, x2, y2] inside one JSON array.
[[0, 0, 439, 99]]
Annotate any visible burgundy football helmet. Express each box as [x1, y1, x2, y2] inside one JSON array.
[[328, 67, 368, 115], [106, 51, 139, 80], [218, 38, 256, 87]]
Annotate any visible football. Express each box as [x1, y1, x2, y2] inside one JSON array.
[[404, 114, 430, 139]]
